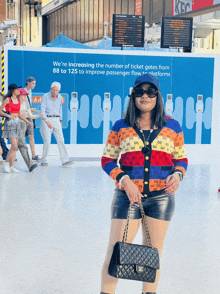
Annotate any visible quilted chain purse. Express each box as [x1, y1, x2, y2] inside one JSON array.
[[108, 203, 160, 283]]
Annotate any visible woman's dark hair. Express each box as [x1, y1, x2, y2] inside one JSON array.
[[124, 83, 167, 128], [3, 90, 13, 100]]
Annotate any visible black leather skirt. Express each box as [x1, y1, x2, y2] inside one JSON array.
[[111, 188, 175, 221]]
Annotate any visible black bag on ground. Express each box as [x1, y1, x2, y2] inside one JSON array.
[[108, 203, 160, 283]]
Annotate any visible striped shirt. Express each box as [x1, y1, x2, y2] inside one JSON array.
[[101, 117, 188, 197]]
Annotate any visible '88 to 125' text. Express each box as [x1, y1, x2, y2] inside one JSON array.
[[53, 68, 78, 74]]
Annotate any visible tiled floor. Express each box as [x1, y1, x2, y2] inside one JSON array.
[[0, 157, 220, 294]]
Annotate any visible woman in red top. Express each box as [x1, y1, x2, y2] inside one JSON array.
[[0, 83, 33, 173]]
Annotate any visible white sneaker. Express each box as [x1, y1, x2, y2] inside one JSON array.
[[10, 166, 20, 173], [3, 162, 10, 173]]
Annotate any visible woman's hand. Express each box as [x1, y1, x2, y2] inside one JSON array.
[[27, 121, 33, 127], [165, 173, 181, 194], [10, 115, 15, 120], [122, 177, 143, 205], [40, 113, 44, 117], [31, 108, 38, 113]]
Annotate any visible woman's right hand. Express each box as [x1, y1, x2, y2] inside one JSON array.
[[10, 115, 15, 120], [122, 177, 143, 205]]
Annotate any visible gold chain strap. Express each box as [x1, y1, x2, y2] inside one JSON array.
[[122, 203, 154, 249]]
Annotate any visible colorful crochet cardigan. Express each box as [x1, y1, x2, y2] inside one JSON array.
[[101, 117, 188, 197]]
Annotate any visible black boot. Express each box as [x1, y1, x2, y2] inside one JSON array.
[[142, 292, 156, 294]]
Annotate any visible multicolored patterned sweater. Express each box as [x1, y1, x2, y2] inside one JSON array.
[[101, 117, 188, 197]]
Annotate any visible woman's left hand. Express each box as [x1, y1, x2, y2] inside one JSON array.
[[27, 121, 33, 127], [165, 173, 181, 194]]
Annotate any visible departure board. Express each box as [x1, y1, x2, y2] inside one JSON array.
[[161, 17, 193, 50], [112, 14, 145, 48]]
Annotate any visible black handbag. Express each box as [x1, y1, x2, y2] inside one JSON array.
[[108, 203, 160, 283], [0, 111, 10, 124], [0, 98, 12, 123]]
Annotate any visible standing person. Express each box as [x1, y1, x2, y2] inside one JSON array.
[[24, 76, 39, 161], [18, 88, 44, 172], [100, 74, 188, 294], [0, 144, 3, 165], [0, 84, 33, 173], [0, 91, 9, 161], [40, 82, 74, 167], [0, 126, 9, 161]]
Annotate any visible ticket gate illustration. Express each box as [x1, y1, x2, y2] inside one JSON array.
[[70, 92, 79, 144], [92, 93, 122, 143], [70, 92, 89, 144], [103, 93, 111, 144], [166, 95, 184, 127], [165, 94, 173, 117], [186, 95, 212, 144]]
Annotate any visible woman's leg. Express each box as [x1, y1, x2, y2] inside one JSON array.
[[101, 218, 142, 294], [142, 216, 171, 293], [6, 138, 18, 166]]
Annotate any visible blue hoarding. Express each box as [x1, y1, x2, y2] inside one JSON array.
[[6, 48, 214, 144]]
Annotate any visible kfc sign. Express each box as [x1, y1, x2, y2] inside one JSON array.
[[173, 0, 192, 15], [173, 0, 220, 16]]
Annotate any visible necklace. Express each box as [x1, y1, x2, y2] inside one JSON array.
[[136, 120, 153, 155]]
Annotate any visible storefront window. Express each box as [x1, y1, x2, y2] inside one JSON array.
[[122, 0, 128, 14], [81, 0, 85, 42], [85, 0, 89, 41], [73, 3, 77, 40], [109, 0, 115, 35], [94, 0, 99, 39], [89, 0, 94, 41], [115, 0, 121, 14], [99, 0, 104, 37], [77, 1, 81, 41], [129, 0, 135, 15]]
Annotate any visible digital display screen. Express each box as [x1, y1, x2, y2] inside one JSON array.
[[161, 16, 193, 50], [112, 14, 145, 47]]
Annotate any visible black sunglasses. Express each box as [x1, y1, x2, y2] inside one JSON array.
[[134, 87, 158, 98]]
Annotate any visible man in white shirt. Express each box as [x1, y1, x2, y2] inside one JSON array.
[[24, 77, 39, 161], [40, 82, 74, 167]]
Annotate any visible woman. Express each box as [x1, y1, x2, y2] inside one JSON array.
[[0, 84, 33, 173], [100, 74, 188, 294]]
